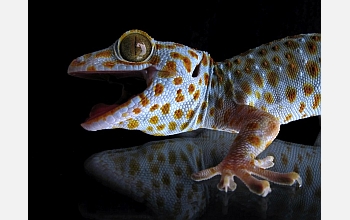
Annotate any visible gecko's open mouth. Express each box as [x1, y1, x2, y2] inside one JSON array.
[[69, 70, 148, 122]]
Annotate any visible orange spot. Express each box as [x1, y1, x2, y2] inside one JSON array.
[[199, 78, 202, 85], [154, 83, 164, 96], [150, 104, 159, 112], [174, 109, 183, 119], [285, 87, 297, 103], [149, 116, 159, 124], [186, 110, 195, 119], [87, 66, 96, 71], [193, 90, 200, 101], [255, 91, 261, 99], [163, 61, 177, 72], [95, 50, 112, 58], [253, 73, 264, 88], [303, 83, 314, 96], [139, 93, 150, 106], [183, 57, 191, 73], [312, 94, 321, 109], [156, 124, 165, 131], [158, 71, 176, 78], [146, 126, 153, 132], [241, 81, 252, 95], [247, 135, 261, 148], [133, 108, 141, 114], [168, 122, 177, 131], [234, 58, 241, 64], [272, 56, 281, 64], [284, 114, 293, 123], [312, 35, 321, 41], [267, 71, 279, 87], [244, 58, 254, 74], [201, 53, 208, 66], [156, 44, 176, 50], [264, 92, 274, 104], [102, 61, 116, 68], [170, 52, 192, 73], [246, 122, 260, 130], [204, 73, 209, 85], [127, 119, 139, 129], [299, 102, 306, 113], [225, 60, 232, 69], [261, 59, 270, 69], [173, 77, 183, 85], [197, 114, 203, 124], [261, 106, 267, 112], [267, 120, 279, 133], [122, 113, 128, 117], [285, 52, 294, 60], [281, 154, 289, 166], [175, 89, 185, 102], [234, 70, 242, 79], [209, 107, 215, 116], [272, 45, 279, 51], [201, 101, 208, 110], [259, 49, 267, 56], [160, 103, 170, 115], [305, 61, 320, 78], [284, 40, 299, 49], [150, 55, 161, 65], [287, 62, 298, 79], [188, 50, 198, 59], [180, 122, 189, 130], [306, 41, 317, 54], [188, 84, 195, 94]]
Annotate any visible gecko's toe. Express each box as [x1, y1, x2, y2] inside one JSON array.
[[217, 173, 237, 192], [192, 159, 301, 197]]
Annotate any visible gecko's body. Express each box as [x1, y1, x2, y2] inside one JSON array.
[[68, 30, 321, 197]]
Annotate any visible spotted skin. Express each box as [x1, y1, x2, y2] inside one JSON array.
[[68, 30, 321, 197]]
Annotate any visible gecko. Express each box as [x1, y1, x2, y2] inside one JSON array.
[[68, 30, 321, 197]]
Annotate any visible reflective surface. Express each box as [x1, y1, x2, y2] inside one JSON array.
[[79, 130, 320, 219]]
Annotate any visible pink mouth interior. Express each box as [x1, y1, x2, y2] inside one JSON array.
[[87, 103, 119, 122]]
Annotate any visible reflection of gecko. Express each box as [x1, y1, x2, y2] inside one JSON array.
[[84, 130, 321, 219], [68, 30, 321, 197]]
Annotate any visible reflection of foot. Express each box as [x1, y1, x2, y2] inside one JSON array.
[[191, 156, 302, 197]]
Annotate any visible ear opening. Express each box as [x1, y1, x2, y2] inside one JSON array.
[[192, 64, 200, 78]]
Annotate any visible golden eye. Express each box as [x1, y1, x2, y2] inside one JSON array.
[[115, 30, 154, 62]]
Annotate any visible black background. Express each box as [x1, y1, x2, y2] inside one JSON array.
[[31, 0, 320, 219]]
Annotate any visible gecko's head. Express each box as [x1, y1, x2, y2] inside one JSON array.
[[68, 30, 211, 135]]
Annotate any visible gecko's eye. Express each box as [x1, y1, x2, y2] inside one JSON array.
[[115, 30, 154, 62]]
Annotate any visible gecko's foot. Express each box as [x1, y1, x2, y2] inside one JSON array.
[[191, 156, 302, 197]]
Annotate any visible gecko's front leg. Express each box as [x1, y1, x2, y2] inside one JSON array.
[[191, 105, 302, 197]]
